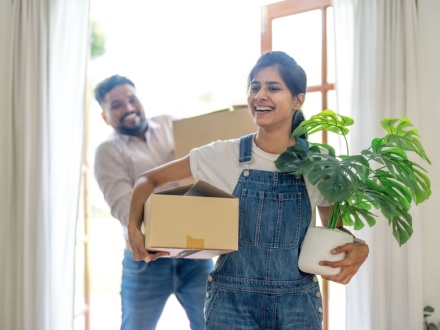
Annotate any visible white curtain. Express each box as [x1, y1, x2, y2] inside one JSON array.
[[331, 0, 438, 329], [417, 0, 440, 325], [0, 1, 90, 329]]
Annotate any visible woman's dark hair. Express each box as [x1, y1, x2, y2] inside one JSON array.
[[95, 75, 135, 104], [247, 51, 307, 138]]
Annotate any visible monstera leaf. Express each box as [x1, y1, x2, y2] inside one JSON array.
[[276, 110, 431, 246]]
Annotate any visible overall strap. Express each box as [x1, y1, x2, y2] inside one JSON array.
[[238, 133, 254, 164]]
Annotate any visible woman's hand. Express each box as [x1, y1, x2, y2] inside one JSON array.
[[319, 241, 369, 284], [128, 226, 170, 262], [127, 156, 192, 262]]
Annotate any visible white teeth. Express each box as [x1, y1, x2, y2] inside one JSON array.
[[256, 107, 272, 111], [123, 113, 137, 120]]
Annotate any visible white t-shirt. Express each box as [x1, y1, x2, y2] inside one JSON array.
[[190, 137, 329, 225]]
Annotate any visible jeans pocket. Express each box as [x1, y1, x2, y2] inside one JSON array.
[[122, 255, 149, 274]]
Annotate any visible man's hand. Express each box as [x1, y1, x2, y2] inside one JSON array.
[[128, 226, 170, 262], [319, 241, 369, 284]]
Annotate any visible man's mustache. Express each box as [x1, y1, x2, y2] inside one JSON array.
[[120, 110, 141, 124]]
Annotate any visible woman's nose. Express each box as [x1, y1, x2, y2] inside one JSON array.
[[255, 90, 267, 100]]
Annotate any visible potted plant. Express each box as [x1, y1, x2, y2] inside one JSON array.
[[275, 109, 431, 275], [424, 305, 440, 330]]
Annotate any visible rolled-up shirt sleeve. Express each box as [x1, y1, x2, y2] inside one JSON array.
[[94, 142, 133, 227]]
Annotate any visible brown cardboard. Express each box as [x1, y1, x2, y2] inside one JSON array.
[[144, 180, 239, 258], [173, 105, 257, 159]]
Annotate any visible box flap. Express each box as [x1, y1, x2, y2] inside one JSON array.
[[156, 180, 233, 198], [184, 180, 234, 198], [156, 184, 193, 196]]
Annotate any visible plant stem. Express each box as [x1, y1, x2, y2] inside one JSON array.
[[328, 203, 341, 229], [343, 133, 349, 156]]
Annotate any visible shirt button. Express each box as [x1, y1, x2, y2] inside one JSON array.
[[208, 275, 213, 282], [312, 276, 319, 282], [315, 292, 321, 298], [243, 170, 250, 177], [318, 307, 323, 313], [206, 292, 210, 298]]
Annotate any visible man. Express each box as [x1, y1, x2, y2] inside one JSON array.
[[94, 75, 213, 330]]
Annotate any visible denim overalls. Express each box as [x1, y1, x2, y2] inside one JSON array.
[[204, 134, 323, 330]]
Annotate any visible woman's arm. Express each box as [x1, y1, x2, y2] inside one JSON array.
[[128, 155, 193, 262], [317, 206, 369, 284]]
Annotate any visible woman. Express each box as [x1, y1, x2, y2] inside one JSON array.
[[128, 51, 369, 329]]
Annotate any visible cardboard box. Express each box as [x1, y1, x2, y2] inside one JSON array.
[[173, 105, 257, 159], [144, 180, 239, 258]]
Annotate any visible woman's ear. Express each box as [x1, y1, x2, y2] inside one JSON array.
[[295, 93, 305, 109]]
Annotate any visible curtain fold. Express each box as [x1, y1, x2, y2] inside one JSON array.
[[417, 0, 440, 324], [0, 1, 90, 329], [332, 0, 426, 329]]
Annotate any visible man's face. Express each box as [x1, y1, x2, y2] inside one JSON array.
[[100, 84, 148, 136]]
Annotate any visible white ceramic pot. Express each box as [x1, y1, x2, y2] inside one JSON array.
[[298, 226, 353, 276]]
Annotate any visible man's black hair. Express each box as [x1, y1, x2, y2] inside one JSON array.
[[94, 75, 135, 104]]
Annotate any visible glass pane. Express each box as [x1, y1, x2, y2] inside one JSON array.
[[327, 90, 344, 154], [327, 7, 335, 84], [328, 89, 337, 111], [272, 10, 322, 86]]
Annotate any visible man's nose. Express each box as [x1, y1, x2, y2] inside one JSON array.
[[126, 102, 136, 111]]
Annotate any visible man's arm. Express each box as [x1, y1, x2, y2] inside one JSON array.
[[94, 143, 133, 227]]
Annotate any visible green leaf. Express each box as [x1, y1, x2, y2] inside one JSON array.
[[291, 109, 354, 138], [374, 170, 412, 209], [389, 210, 413, 246], [381, 117, 431, 164], [341, 203, 377, 230], [411, 165, 432, 204], [424, 306, 435, 313], [274, 144, 309, 174], [309, 143, 336, 157], [274, 110, 432, 246]]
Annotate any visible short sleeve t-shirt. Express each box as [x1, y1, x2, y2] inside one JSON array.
[[189, 137, 329, 225]]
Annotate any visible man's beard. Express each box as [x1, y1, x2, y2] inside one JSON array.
[[116, 111, 148, 136]]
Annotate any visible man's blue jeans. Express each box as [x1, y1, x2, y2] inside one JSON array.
[[120, 250, 213, 330]]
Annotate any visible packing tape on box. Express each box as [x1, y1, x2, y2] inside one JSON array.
[[186, 236, 204, 249]]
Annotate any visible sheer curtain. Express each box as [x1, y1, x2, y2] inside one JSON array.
[[0, 1, 90, 329], [332, 0, 439, 329]]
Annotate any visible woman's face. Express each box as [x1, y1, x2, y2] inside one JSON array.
[[247, 65, 302, 133]]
